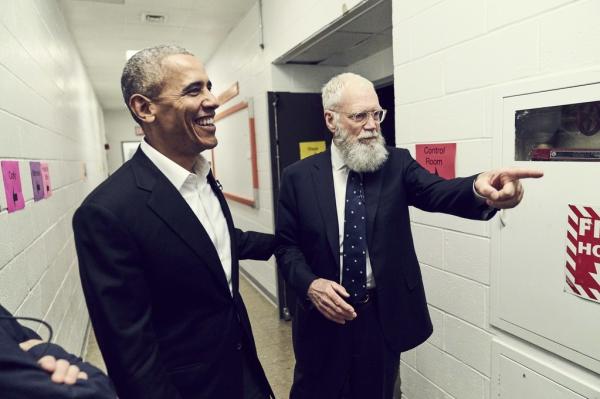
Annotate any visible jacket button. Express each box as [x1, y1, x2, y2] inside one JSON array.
[[236, 342, 243, 351]]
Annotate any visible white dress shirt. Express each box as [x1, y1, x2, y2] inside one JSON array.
[[140, 140, 233, 293], [331, 144, 375, 289]]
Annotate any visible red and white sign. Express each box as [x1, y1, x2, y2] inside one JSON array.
[[565, 204, 600, 303], [415, 143, 456, 179]]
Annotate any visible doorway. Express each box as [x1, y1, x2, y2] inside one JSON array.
[[268, 91, 331, 319]]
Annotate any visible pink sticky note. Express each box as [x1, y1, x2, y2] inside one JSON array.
[[30, 161, 44, 201], [41, 162, 52, 198], [1, 161, 25, 213]]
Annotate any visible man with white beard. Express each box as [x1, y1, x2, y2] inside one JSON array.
[[275, 73, 543, 399]]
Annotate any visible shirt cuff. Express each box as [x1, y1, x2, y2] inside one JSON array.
[[472, 179, 487, 203], [472, 179, 496, 219]]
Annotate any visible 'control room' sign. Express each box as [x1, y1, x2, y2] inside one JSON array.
[[415, 143, 456, 179]]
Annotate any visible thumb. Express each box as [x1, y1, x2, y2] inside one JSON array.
[[332, 282, 350, 298], [476, 180, 500, 200]]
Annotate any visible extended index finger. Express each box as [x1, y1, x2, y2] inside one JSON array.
[[503, 168, 544, 180]]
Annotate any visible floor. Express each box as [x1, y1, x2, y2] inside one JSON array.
[[84, 276, 295, 398]]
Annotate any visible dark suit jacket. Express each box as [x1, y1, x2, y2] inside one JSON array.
[[275, 147, 495, 354], [0, 304, 115, 398], [73, 149, 275, 399]]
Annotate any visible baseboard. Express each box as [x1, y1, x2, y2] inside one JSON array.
[[80, 320, 91, 358], [239, 267, 278, 307]]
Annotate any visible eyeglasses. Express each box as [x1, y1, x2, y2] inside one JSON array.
[[329, 109, 387, 124]]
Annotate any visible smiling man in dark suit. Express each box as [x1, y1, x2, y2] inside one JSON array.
[[275, 72, 543, 399], [73, 45, 275, 399]]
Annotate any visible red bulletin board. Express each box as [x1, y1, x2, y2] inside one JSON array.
[[415, 143, 457, 179]]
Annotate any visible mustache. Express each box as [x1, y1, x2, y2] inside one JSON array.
[[357, 131, 379, 140], [333, 127, 381, 141]]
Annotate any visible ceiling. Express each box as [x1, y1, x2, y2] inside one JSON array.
[[274, 0, 391, 67], [59, 0, 257, 110]]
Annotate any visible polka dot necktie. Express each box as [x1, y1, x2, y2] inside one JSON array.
[[342, 170, 367, 303]]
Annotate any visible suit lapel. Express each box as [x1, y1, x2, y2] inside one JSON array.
[[311, 151, 340, 269], [363, 164, 384, 250], [131, 150, 231, 293]]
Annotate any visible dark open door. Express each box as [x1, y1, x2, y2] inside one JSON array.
[[268, 91, 331, 320], [376, 83, 396, 147]]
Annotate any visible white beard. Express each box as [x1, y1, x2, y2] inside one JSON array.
[[333, 127, 389, 172]]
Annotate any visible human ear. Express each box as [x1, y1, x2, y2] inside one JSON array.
[[324, 111, 337, 133], [129, 94, 156, 123]]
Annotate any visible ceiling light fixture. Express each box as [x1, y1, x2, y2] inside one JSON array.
[[141, 13, 167, 24]]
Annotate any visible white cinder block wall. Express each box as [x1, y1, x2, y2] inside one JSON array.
[[393, 0, 600, 398], [0, 0, 107, 355]]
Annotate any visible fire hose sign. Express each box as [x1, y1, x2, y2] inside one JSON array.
[[565, 204, 600, 303]]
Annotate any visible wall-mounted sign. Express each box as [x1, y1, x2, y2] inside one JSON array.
[[41, 162, 52, 198], [211, 99, 259, 208], [415, 143, 456, 179], [29, 161, 44, 201], [134, 125, 144, 136], [1, 161, 25, 213], [565, 204, 600, 303], [299, 140, 326, 160], [217, 82, 239, 106]]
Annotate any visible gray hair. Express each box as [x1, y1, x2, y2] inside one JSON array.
[[121, 44, 193, 122], [321, 72, 374, 110]]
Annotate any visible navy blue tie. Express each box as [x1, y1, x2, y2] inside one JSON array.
[[342, 170, 367, 303]]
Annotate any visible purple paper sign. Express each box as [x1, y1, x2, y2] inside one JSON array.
[[30, 161, 44, 201], [1, 161, 25, 213], [41, 162, 52, 198]]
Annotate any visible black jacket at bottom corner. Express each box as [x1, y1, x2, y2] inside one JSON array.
[[0, 304, 116, 399]]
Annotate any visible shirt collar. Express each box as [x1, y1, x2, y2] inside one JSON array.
[[140, 139, 211, 191], [331, 142, 347, 172]]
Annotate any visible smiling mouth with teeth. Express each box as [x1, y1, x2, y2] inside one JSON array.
[[195, 116, 215, 126]]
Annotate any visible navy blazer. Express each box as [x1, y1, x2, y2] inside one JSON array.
[[275, 147, 495, 353], [73, 149, 275, 399], [0, 304, 115, 398]]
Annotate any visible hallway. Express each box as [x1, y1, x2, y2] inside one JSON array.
[[1, 1, 598, 397], [84, 276, 295, 399]]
